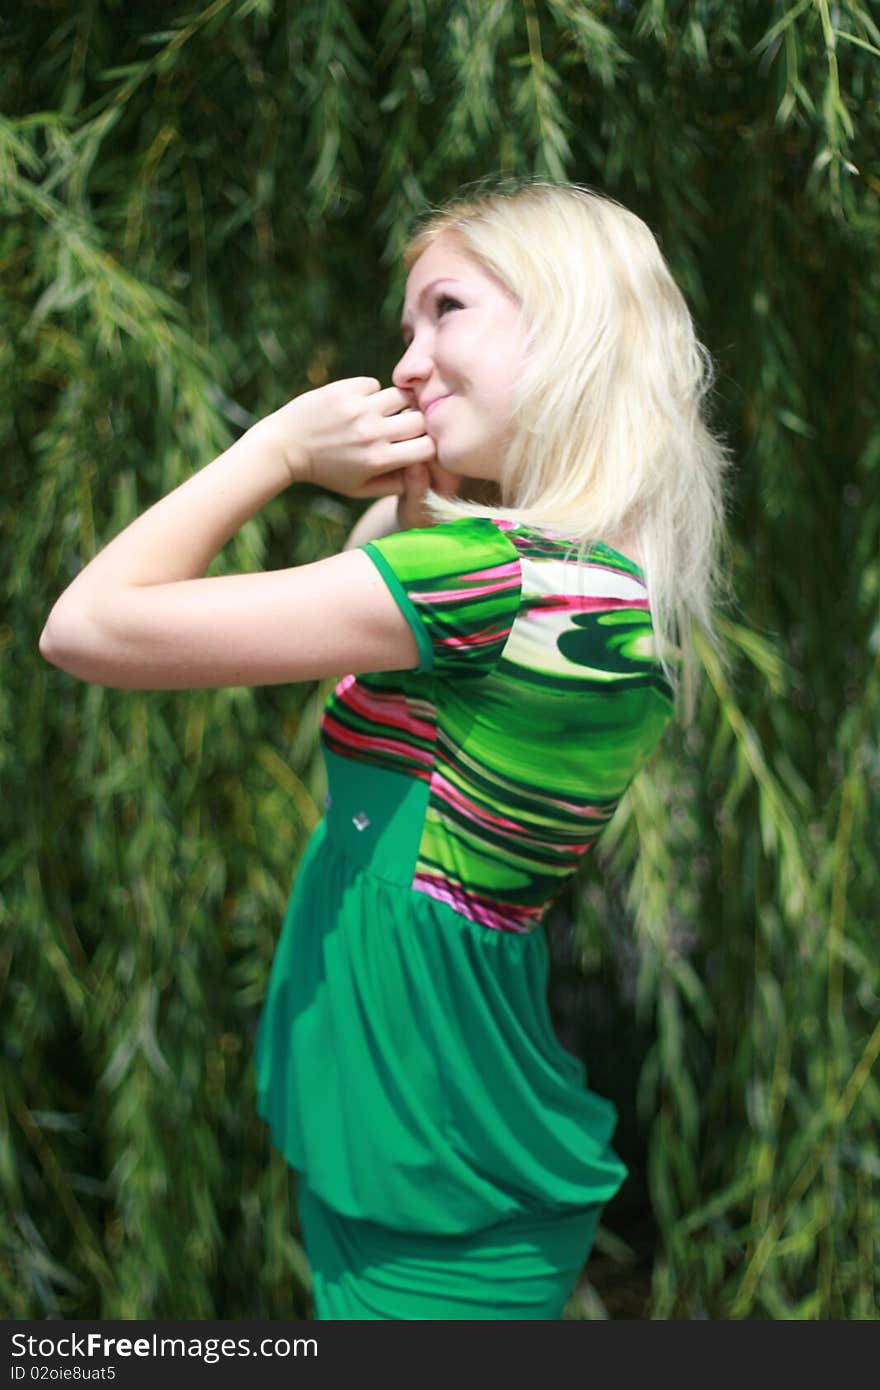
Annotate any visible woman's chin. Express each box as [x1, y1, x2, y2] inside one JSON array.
[[435, 443, 501, 485]]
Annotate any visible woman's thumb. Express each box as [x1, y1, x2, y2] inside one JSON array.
[[406, 462, 427, 492]]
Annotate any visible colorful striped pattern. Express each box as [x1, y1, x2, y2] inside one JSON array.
[[320, 517, 673, 934]]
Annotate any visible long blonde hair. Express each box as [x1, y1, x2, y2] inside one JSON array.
[[403, 180, 732, 719]]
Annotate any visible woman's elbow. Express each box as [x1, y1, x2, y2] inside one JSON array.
[[38, 607, 93, 680], [38, 609, 63, 665]]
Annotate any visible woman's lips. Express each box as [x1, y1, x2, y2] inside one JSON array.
[[424, 394, 450, 419]]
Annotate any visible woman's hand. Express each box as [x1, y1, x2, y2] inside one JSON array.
[[264, 377, 436, 497], [396, 457, 463, 529]]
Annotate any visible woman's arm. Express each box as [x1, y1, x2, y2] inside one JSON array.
[[38, 378, 436, 690], [342, 471, 499, 550], [343, 494, 400, 550]]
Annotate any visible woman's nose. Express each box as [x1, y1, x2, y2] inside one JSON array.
[[392, 338, 432, 391]]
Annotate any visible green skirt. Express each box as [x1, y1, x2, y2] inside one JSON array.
[[255, 747, 626, 1318], [297, 1184, 601, 1319]]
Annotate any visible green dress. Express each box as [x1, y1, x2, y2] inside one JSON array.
[[255, 517, 673, 1319]]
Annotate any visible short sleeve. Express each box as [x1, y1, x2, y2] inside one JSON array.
[[361, 517, 523, 679]]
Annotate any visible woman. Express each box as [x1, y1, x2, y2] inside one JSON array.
[[39, 181, 729, 1319]]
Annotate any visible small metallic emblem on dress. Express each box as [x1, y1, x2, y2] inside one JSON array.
[[352, 811, 370, 831]]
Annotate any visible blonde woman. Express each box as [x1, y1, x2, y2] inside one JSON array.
[[40, 181, 729, 1320]]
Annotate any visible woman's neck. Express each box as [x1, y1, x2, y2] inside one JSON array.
[[460, 477, 502, 507]]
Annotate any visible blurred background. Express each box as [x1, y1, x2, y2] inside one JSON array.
[[2, 0, 878, 1319]]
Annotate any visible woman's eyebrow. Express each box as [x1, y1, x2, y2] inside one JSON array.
[[400, 278, 463, 337]]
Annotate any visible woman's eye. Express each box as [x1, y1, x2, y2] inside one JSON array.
[[436, 294, 463, 317]]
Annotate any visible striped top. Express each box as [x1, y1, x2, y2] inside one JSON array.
[[320, 516, 673, 934]]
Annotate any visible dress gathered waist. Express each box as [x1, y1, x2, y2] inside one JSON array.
[[321, 745, 429, 888]]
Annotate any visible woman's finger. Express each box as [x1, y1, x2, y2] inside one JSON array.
[[404, 462, 428, 494], [371, 386, 413, 417], [377, 435, 436, 468], [383, 409, 429, 443], [425, 459, 463, 495], [358, 470, 407, 498]]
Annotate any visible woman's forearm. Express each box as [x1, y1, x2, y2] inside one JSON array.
[[343, 477, 502, 551], [40, 421, 294, 647], [343, 495, 401, 550]]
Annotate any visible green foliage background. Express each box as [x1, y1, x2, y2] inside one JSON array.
[[2, 0, 878, 1319]]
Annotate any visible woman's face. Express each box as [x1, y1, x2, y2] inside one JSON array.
[[393, 233, 527, 481]]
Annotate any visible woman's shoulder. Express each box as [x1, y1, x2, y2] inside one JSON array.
[[493, 520, 644, 578], [448, 482, 645, 571], [593, 533, 644, 573]]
